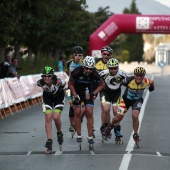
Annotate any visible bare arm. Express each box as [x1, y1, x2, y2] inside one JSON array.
[[68, 80, 77, 98]]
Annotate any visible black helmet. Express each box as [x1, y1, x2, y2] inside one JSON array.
[[73, 46, 83, 54], [101, 46, 113, 54], [42, 66, 54, 75]]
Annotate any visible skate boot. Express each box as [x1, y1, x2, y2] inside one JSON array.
[[103, 125, 113, 141], [133, 133, 141, 148], [100, 123, 108, 142], [45, 139, 53, 154], [69, 124, 76, 138], [77, 135, 83, 150], [114, 125, 123, 144], [57, 132, 64, 151], [87, 136, 95, 151]]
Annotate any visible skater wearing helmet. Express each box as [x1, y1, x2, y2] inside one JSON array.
[[103, 67, 154, 147], [37, 66, 66, 153], [94, 46, 113, 140], [68, 56, 105, 150], [65, 46, 84, 135], [99, 58, 129, 144]]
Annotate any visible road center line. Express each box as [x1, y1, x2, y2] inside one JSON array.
[[119, 75, 154, 170]]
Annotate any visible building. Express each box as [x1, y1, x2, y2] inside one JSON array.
[[155, 43, 170, 66]]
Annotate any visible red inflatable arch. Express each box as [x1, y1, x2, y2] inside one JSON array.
[[89, 14, 170, 57]]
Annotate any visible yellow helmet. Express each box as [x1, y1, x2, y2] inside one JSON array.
[[134, 67, 146, 74], [107, 58, 119, 68]]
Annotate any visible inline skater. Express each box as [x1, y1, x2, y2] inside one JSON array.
[[100, 58, 128, 144], [65, 46, 84, 137], [94, 46, 113, 137], [37, 66, 66, 153], [68, 56, 105, 150], [103, 67, 154, 147]]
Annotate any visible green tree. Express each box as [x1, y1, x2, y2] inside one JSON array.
[[121, 0, 144, 62]]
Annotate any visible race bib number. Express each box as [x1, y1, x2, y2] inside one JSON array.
[[117, 107, 124, 115]]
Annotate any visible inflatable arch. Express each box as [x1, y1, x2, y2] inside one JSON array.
[[89, 14, 170, 57]]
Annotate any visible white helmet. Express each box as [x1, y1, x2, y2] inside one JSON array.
[[83, 56, 95, 68]]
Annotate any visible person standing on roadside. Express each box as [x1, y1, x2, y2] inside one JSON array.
[[7, 57, 20, 79]]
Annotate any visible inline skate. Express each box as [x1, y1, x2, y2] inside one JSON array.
[[77, 135, 83, 150], [92, 127, 95, 138], [102, 125, 113, 142], [133, 133, 141, 148], [57, 132, 64, 151], [101, 124, 113, 143], [87, 136, 95, 151], [114, 125, 123, 144], [69, 125, 76, 138], [45, 139, 53, 154], [100, 123, 108, 142]]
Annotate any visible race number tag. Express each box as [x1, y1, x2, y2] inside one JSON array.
[[117, 107, 124, 115]]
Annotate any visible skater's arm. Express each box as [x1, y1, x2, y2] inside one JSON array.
[[68, 80, 77, 98]]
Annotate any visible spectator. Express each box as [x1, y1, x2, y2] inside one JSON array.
[[0, 53, 11, 79], [7, 57, 20, 79], [57, 56, 66, 72]]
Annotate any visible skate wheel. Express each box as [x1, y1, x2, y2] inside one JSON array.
[[89, 144, 94, 151], [115, 138, 123, 144], [71, 131, 76, 138], [135, 141, 139, 148], [79, 142, 82, 150], [45, 148, 52, 154], [102, 136, 106, 143], [59, 145, 62, 151]]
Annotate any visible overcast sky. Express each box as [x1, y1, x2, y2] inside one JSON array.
[[85, 0, 170, 14], [154, 0, 170, 7]]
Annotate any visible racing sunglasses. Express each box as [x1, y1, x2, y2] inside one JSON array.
[[84, 67, 93, 71], [109, 67, 118, 70], [102, 53, 111, 56], [135, 73, 145, 77], [74, 54, 83, 57], [41, 75, 53, 78]]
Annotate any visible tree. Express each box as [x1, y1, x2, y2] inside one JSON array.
[[120, 0, 144, 62]]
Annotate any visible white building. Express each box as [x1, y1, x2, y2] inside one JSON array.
[[155, 43, 170, 66]]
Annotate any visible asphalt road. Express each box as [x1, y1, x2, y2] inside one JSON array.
[[0, 74, 170, 170]]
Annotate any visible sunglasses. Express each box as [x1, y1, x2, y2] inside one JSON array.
[[42, 75, 52, 78], [74, 54, 83, 57], [109, 67, 118, 70], [84, 67, 93, 71], [102, 53, 111, 56], [135, 73, 145, 77]]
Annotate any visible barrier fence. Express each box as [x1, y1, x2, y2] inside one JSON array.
[[0, 72, 69, 119]]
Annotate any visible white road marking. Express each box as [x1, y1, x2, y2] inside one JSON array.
[[27, 151, 32, 155], [119, 75, 154, 170], [156, 152, 162, 157]]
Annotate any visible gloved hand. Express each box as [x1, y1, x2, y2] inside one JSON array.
[[90, 92, 96, 100], [149, 84, 154, 92], [56, 79, 62, 86], [72, 95, 80, 105]]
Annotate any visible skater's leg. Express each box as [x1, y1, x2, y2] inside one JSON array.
[[132, 109, 140, 134], [53, 112, 62, 132], [69, 106, 75, 131], [74, 106, 82, 136], [85, 106, 94, 137], [45, 113, 53, 139]]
